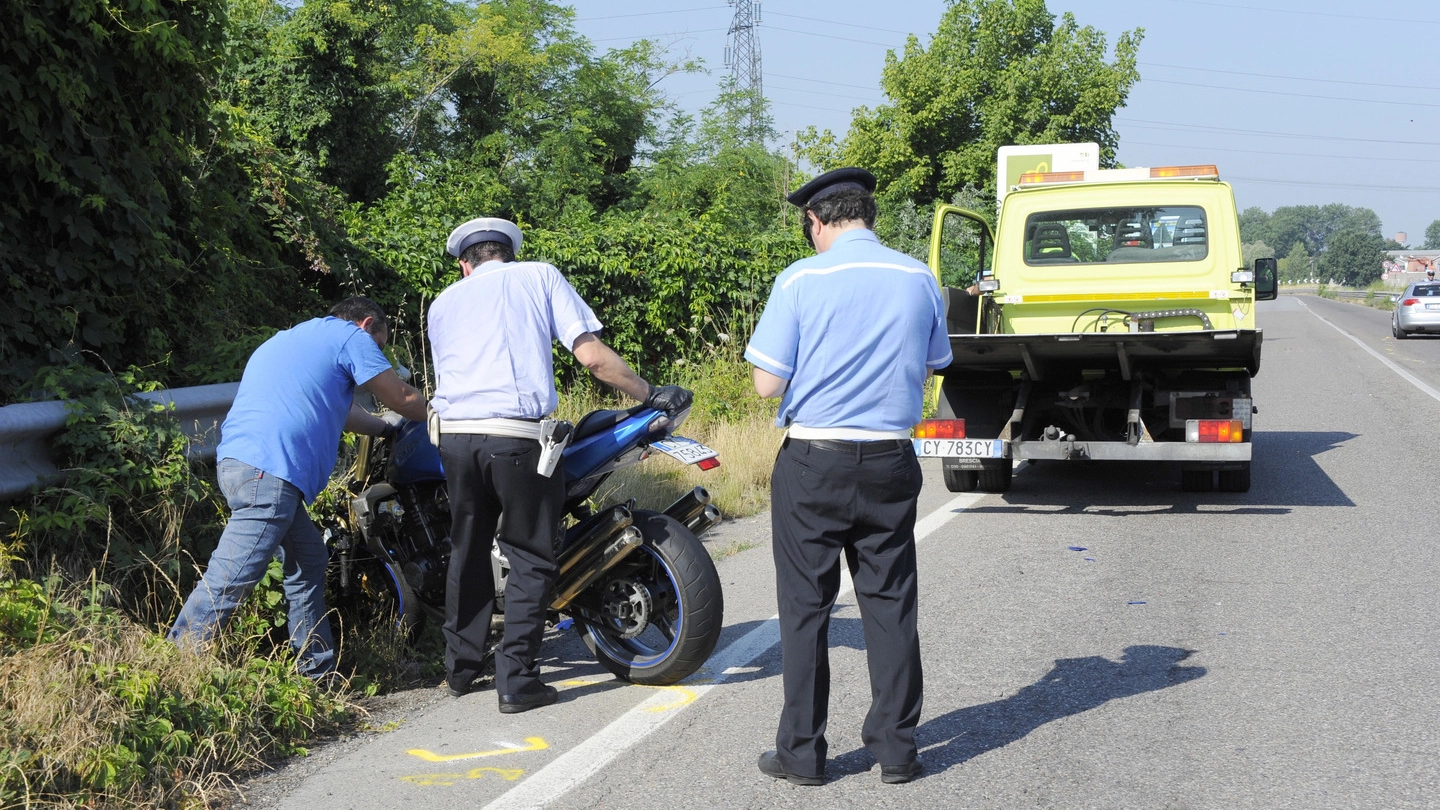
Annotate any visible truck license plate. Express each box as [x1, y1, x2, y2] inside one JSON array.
[[651, 436, 720, 465], [912, 439, 1004, 458]]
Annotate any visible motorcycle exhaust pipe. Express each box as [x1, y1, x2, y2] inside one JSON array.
[[550, 526, 644, 610], [663, 486, 711, 527], [686, 504, 722, 536], [556, 505, 633, 580]]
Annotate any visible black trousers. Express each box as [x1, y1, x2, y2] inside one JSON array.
[[439, 433, 563, 696], [769, 437, 925, 776]]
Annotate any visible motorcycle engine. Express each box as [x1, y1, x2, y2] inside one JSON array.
[[361, 481, 453, 603]]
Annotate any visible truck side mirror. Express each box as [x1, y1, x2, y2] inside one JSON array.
[[1253, 257, 1278, 301]]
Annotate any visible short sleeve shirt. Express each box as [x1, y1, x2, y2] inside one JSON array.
[[217, 317, 394, 503], [428, 259, 603, 420], [744, 229, 951, 431]]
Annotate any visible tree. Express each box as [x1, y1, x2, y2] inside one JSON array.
[[1280, 240, 1311, 284], [1238, 207, 1271, 246], [1425, 220, 1440, 250], [1257, 203, 1381, 257], [0, 0, 315, 398], [1241, 241, 1274, 271], [840, 0, 1141, 206], [1318, 229, 1385, 287]]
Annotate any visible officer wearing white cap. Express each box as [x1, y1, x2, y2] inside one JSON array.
[[746, 168, 949, 785], [428, 216, 693, 712]]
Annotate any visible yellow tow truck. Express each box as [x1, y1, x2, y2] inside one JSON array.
[[915, 152, 1278, 493]]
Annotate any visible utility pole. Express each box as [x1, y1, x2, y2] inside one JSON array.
[[724, 0, 764, 140]]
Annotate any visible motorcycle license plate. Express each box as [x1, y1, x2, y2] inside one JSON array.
[[912, 438, 1005, 458], [651, 436, 720, 465]]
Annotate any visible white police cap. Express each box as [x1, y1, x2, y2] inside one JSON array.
[[446, 217, 523, 258]]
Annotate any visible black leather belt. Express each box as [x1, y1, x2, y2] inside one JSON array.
[[787, 437, 910, 455]]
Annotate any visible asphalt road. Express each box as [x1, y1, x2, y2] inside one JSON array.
[[239, 295, 1440, 810]]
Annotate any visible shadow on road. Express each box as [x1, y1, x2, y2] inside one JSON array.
[[831, 644, 1205, 778], [965, 430, 1356, 516]]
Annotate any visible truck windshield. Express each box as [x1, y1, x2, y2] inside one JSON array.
[[1023, 206, 1208, 266]]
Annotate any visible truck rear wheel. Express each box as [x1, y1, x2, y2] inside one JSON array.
[[978, 463, 1013, 493], [943, 468, 978, 492], [1218, 463, 1251, 493]]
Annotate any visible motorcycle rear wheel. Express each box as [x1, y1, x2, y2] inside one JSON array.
[[577, 511, 723, 685]]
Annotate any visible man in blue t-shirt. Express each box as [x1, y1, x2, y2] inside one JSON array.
[[746, 168, 949, 786], [169, 297, 428, 677]]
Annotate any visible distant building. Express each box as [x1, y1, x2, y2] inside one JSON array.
[[1395, 232, 1408, 244], [1384, 249, 1440, 283]]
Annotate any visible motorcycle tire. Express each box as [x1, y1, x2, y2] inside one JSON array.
[[577, 510, 723, 686], [334, 556, 425, 642]]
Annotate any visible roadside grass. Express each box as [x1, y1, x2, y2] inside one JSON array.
[[708, 538, 762, 563], [0, 576, 348, 809]]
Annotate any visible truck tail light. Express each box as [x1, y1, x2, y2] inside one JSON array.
[[913, 419, 965, 439], [1186, 419, 1243, 443]]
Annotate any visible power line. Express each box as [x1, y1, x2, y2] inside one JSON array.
[[1228, 175, 1440, 193], [589, 28, 727, 43], [768, 72, 886, 91], [763, 10, 918, 37], [1139, 61, 1440, 93], [760, 24, 902, 48], [1122, 139, 1440, 164], [767, 83, 882, 102], [574, 6, 727, 22], [1151, 0, 1440, 26], [1117, 117, 1440, 147], [1141, 77, 1440, 109]]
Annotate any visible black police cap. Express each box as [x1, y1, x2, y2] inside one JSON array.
[[785, 167, 877, 207]]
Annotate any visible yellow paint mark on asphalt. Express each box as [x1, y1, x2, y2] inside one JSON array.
[[407, 737, 549, 763], [468, 767, 524, 781], [555, 677, 702, 713], [400, 773, 464, 786], [399, 767, 524, 787], [642, 684, 699, 713]]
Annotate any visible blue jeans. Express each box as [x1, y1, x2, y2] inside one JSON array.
[[169, 458, 335, 677]]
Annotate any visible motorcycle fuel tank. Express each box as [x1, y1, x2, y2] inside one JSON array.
[[387, 421, 446, 484]]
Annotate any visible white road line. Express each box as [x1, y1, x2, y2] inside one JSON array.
[[480, 490, 988, 810], [1298, 298, 1440, 405]]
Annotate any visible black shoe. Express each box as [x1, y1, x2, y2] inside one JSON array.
[[446, 675, 477, 697], [447, 652, 496, 696], [498, 685, 558, 714], [757, 751, 823, 786], [880, 757, 924, 784]]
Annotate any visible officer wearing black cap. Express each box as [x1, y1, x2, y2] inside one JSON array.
[[428, 216, 693, 712], [745, 168, 950, 785]]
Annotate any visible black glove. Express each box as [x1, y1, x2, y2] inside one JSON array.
[[644, 384, 694, 415]]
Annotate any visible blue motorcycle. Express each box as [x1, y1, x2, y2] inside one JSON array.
[[325, 404, 725, 685]]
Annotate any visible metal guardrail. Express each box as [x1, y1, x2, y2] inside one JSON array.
[[0, 383, 239, 501]]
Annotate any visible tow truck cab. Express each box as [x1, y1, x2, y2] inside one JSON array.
[[920, 162, 1278, 493]]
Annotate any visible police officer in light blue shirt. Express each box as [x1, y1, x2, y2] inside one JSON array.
[[746, 167, 948, 786], [427, 217, 693, 711]]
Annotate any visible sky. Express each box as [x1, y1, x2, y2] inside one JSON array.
[[562, 0, 1440, 247]]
